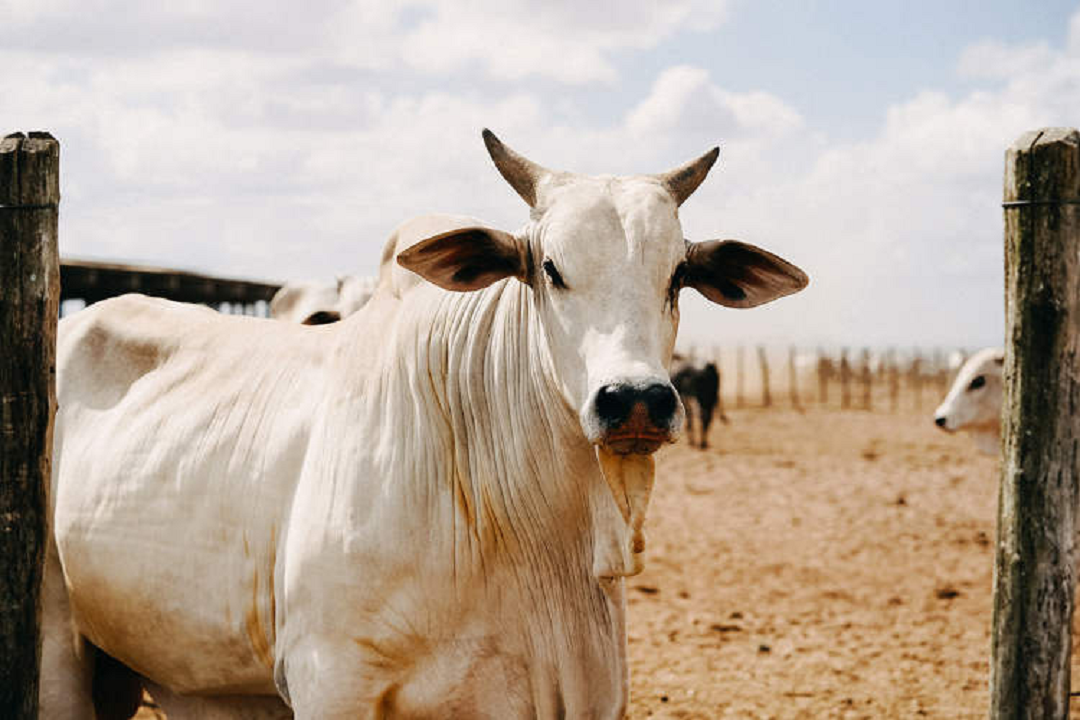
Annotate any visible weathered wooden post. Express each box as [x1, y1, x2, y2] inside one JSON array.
[[990, 127, 1080, 720], [933, 348, 948, 394], [909, 350, 922, 411], [788, 345, 802, 412], [888, 348, 900, 413], [839, 347, 851, 410], [712, 346, 729, 424], [817, 348, 830, 405], [0, 132, 59, 718], [860, 348, 872, 411], [757, 346, 771, 408], [736, 346, 745, 409]]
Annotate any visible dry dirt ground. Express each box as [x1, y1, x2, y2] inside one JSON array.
[[135, 404, 1077, 719], [626, 405, 1070, 720]]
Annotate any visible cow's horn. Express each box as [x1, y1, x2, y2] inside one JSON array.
[[656, 146, 720, 206], [482, 129, 549, 208]]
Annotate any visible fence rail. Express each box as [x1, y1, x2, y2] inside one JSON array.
[[60, 258, 281, 313]]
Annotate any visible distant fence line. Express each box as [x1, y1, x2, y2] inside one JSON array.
[[683, 345, 968, 412]]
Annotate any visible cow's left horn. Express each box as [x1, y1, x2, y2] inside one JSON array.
[[656, 146, 720, 206], [482, 129, 550, 208]]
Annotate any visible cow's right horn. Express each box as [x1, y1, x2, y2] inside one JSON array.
[[482, 129, 550, 208], [656, 146, 720, 207]]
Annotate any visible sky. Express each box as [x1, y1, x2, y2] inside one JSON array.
[[4, 0, 1080, 350]]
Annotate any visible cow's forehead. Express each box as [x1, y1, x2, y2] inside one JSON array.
[[961, 349, 1005, 377], [537, 175, 683, 262]]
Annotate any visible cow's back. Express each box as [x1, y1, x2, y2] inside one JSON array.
[[53, 294, 327, 694]]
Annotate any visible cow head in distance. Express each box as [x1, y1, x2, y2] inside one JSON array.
[[398, 129, 808, 456]]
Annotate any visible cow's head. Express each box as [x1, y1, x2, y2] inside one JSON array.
[[933, 347, 1004, 455], [398, 130, 808, 455], [398, 130, 808, 577]]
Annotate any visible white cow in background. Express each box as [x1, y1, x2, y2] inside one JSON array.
[[270, 275, 377, 324], [933, 347, 1004, 455], [44, 130, 808, 719]]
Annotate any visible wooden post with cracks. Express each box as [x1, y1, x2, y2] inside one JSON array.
[[0, 132, 59, 718], [860, 348, 872, 411], [757, 346, 771, 408], [839, 347, 851, 410], [990, 127, 1080, 720], [788, 345, 802, 412]]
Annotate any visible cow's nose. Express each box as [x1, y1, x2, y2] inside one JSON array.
[[595, 382, 679, 428], [595, 384, 635, 427], [642, 383, 678, 426], [935, 416, 947, 428]]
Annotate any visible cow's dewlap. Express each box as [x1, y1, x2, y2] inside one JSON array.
[[595, 448, 656, 577]]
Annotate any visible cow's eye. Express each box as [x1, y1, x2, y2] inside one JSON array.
[[543, 259, 567, 289], [968, 375, 986, 391]]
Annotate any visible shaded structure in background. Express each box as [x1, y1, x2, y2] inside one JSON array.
[[60, 259, 281, 316]]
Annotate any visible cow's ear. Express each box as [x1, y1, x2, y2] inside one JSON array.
[[683, 239, 808, 308], [397, 226, 526, 292]]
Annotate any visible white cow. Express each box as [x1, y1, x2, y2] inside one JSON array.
[[44, 130, 808, 719], [269, 275, 377, 324], [933, 347, 1004, 455]]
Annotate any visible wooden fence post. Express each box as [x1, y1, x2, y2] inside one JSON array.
[[933, 348, 948, 394], [757, 346, 771, 408], [712, 346, 728, 423], [860, 348, 872, 411], [736, 346, 745, 409], [990, 128, 1080, 720], [817, 348, 830, 405], [909, 350, 922, 411], [0, 132, 59, 718], [839, 348, 851, 410], [888, 349, 900, 413], [788, 346, 802, 412]]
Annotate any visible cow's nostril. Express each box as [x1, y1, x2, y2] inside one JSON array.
[[935, 416, 947, 428], [643, 383, 678, 426], [596, 384, 634, 426]]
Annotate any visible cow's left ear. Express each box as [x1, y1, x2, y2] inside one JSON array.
[[397, 226, 526, 292], [683, 239, 808, 308]]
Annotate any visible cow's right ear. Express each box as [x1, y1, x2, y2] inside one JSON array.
[[397, 226, 527, 292]]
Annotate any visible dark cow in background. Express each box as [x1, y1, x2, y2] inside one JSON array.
[[672, 354, 726, 448]]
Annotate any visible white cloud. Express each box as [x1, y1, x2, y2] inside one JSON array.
[[627, 66, 802, 141], [957, 40, 1055, 80], [400, 1, 728, 84], [3, 4, 1078, 348], [1070, 8, 1080, 54], [5, 0, 728, 84]]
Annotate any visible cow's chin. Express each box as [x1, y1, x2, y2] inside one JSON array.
[[599, 431, 670, 456]]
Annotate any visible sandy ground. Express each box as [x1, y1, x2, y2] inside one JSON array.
[[135, 403, 1076, 718], [626, 406, 1005, 719]]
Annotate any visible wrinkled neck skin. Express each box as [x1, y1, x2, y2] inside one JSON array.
[[312, 261, 640, 715]]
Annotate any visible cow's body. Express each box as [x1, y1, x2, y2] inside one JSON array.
[[51, 286, 624, 717], [44, 132, 807, 719], [671, 357, 724, 448]]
